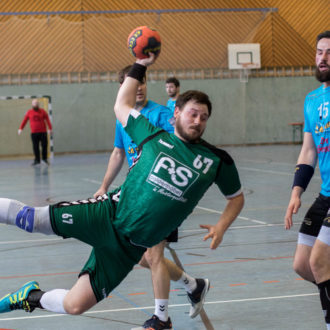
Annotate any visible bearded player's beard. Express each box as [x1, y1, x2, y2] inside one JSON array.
[[315, 63, 330, 83]]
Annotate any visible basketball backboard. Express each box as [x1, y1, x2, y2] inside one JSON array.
[[228, 43, 261, 69]]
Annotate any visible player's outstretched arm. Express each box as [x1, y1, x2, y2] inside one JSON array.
[[114, 53, 157, 126], [200, 192, 244, 250], [93, 147, 125, 198]]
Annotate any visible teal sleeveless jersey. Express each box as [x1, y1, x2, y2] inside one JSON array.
[[112, 110, 242, 247]]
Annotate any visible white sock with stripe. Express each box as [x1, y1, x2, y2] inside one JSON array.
[[154, 298, 168, 322], [177, 272, 197, 293]]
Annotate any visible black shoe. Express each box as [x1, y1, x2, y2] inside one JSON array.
[[187, 278, 210, 318], [42, 160, 49, 166], [142, 314, 172, 329], [31, 160, 40, 166]]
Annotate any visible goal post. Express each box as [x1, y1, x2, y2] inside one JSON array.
[[0, 95, 54, 160]]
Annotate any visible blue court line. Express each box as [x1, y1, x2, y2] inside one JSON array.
[[0, 8, 278, 16]]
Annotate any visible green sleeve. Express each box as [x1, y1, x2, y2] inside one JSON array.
[[124, 110, 161, 145], [216, 160, 242, 197]]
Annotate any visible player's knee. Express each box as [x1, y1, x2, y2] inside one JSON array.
[[144, 249, 164, 268], [63, 300, 86, 315], [14, 203, 53, 235], [292, 257, 302, 274], [138, 254, 150, 268], [293, 255, 310, 278]]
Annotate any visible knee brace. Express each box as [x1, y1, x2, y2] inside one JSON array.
[[0, 198, 54, 235]]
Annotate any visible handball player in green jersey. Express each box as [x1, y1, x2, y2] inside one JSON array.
[[0, 53, 244, 329], [94, 65, 208, 328]]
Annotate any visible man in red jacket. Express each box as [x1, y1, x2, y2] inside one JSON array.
[[18, 99, 52, 166]]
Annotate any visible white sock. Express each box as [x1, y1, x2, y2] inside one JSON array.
[[40, 289, 69, 314], [154, 298, 168, 322], [177, 272, 197, 293]]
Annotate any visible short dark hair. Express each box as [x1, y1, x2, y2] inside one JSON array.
[[316, 31, 330, 44], [166, 77, 180, 87], [118, 65, 146, 84], [176, 90, 212, 117]]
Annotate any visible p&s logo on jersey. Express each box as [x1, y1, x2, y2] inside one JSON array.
[[147, 152, 199, 199]]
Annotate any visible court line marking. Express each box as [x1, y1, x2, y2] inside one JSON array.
[[238, 166, 293, 176], [0, 292, 318, 321], [0, 238, 63, 245], [83, 178, 105, 185], [195, 206, 267, 224], [237, 166, 321, 180], [182, 221, 301, 232]]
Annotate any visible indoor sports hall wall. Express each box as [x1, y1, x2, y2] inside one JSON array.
[[0, 1, 327, 156], [0, 75, 318, 156]]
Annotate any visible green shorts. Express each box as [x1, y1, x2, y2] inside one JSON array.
[[49, 194, 146, 302]]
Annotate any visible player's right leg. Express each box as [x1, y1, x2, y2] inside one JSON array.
[[0, 274, 97, 315]]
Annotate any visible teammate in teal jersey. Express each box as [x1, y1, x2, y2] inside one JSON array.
[[165, 77, 180, 113], [285, 31, 330, 330], [94, 65, 207, 327], [0, 53, 244, 330]]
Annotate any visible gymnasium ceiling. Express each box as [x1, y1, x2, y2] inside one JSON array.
[[0, 0, 328, 74]]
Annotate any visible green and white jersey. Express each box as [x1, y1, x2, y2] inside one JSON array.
[[112, 110, 242, 247]]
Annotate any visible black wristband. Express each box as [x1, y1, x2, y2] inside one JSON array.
[[127, 63, 147, 83], [292, 164, 314, 190]]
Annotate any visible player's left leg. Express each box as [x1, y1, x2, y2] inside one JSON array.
[[310, 222, 330, 329], [0, 198, 53, 235]]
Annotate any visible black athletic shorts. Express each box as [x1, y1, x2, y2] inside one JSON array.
[[166, 227, 178, 242], [299, 193, 330, 237]]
